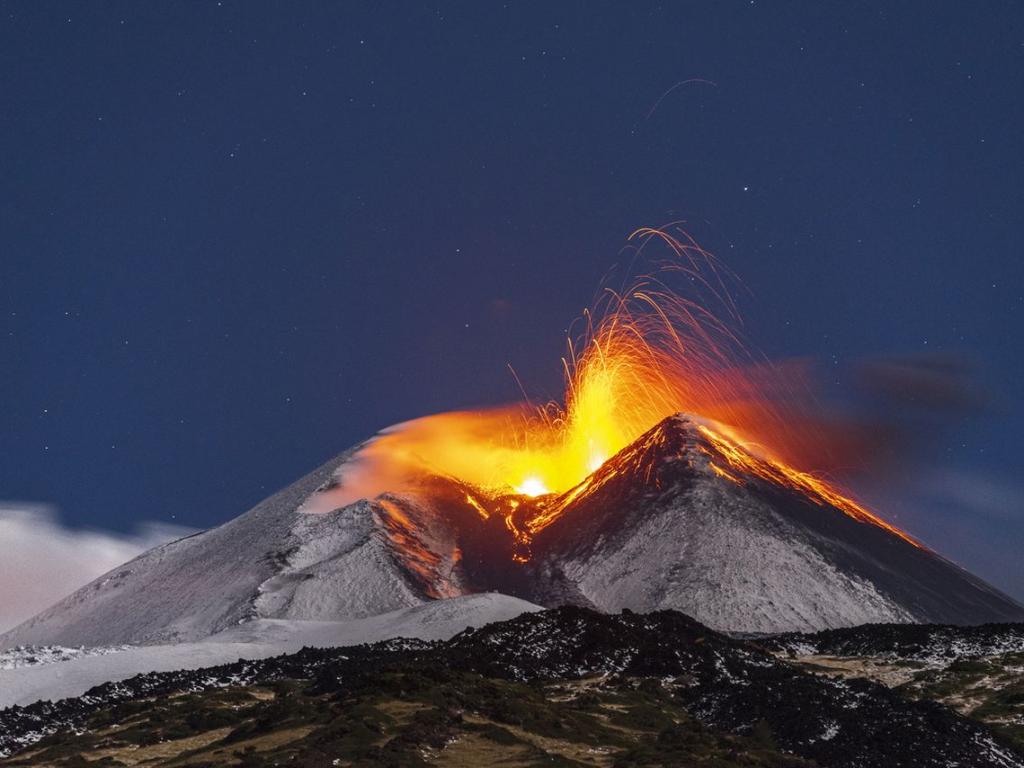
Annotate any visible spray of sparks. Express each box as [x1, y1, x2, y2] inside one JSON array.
[[329, 226, 920, 553]]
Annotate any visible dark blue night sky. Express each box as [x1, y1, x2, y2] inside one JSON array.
[[3, 3, 1022, 596]]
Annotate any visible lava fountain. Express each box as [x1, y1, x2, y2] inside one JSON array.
[[321, 226, 919, 551]]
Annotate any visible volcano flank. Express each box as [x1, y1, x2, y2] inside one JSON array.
[[4, 414, 1022, 650]]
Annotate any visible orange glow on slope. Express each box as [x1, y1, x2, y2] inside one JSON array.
[[708, 461, 741, 484], [375, 499, 462, 597], [464, 492, 490, 520], [326, 226, 917, 553], [695, 424, 920, 547]]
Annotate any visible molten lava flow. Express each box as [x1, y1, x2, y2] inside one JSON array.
[[326, 226, 918, 557], [375, 499, 463, 597], [694, 424, 921, 548]]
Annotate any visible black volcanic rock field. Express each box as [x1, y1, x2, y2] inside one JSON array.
[[3, 607, 1022, 767]]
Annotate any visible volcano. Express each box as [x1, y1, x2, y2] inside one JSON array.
[[520, 415, 1024, 631], [3, 414, 1021, 649]]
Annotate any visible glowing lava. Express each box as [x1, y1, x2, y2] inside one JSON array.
[[694, 423, 920, 548], [330, 226, 918, 555], [516, 477, 550, 497]]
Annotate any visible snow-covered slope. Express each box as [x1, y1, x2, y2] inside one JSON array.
[[0, 593, 540, 708], [528, 416, 1024, 632], [0, 446, 467, 648]]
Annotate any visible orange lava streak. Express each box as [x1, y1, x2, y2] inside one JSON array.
[[464, 493, 490, 520], [695, 424, 922, 548], [708, 461, 741, 484], [376, 499, 456, 597]]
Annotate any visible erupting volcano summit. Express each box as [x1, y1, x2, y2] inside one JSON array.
[[4, 413, 1022, 650], [5, 228, 1021, 650]]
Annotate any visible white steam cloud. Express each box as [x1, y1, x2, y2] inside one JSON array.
[[0, 504, 194, 634]]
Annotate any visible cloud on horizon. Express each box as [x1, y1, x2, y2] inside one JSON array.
[[0, 504, 194, 635]]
